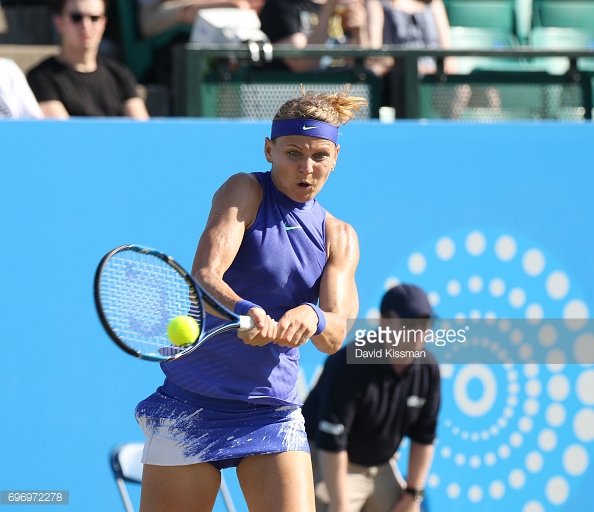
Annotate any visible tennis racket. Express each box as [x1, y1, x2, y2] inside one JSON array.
[[94, 244, 254, 362]]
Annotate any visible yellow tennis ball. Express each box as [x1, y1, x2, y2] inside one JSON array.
[[167, 316, 200, 346]]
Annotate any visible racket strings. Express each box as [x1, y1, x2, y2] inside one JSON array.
[[99, 251, 204, 358]]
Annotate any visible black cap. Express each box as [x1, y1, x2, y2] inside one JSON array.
[[380, 284, 434, 318]]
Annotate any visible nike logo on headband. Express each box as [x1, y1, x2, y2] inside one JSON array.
[[302, 125, 316, 131]]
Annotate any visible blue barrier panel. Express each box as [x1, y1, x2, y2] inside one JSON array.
[[1, 119, 592, 511]]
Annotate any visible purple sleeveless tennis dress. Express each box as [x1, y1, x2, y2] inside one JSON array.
[[136, 171, 327, 468]]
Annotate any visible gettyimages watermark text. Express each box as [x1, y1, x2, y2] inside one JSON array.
[[345, 317, 594, 365]]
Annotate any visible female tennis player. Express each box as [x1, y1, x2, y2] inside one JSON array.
[[135, 85, 366, 512]]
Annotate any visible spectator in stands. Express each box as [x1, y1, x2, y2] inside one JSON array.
[[0, 2, 7, 37], [379, 0, 457, 117], [27, 0, 149, 119], [137, 0, 264, 38], [258, 0, 385, 72], [302, 283, 441, 512], [382, 0, 455, 74], [0, 58, 44, 119]]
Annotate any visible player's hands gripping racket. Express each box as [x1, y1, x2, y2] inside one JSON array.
[[94, 244, 254, 362]]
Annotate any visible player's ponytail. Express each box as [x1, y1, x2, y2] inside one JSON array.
[[273, 84, 368, 127]]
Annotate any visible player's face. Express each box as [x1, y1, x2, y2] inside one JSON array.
[[56, 0, 106, 53], [265, 135, 339, 203]]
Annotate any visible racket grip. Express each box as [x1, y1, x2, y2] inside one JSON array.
[[239, 315, 255, 331]]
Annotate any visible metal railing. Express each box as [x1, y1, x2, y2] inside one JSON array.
[[173, 44, 594, 120]]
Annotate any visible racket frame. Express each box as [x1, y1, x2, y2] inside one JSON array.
[[94, 244, 253, 362]]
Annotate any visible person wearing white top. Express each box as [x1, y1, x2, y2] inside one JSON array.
[[0, 58, 44, 119]]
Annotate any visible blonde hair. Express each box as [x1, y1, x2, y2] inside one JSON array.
[[273, 84, 368, 127]]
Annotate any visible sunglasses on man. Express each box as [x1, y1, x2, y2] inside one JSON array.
[[67, 12, 105, 23]]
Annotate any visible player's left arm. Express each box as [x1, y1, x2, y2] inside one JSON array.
[[315, 215, 359, 353], [277, 214, 359, 352]]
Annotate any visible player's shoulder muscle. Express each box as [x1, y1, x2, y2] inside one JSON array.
[[325, 213, 360, 263], [211, 172, 263, 226]]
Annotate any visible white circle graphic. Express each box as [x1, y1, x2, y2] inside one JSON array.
[[510, 432, 523, 448], [428, 291, 440, 307], [525, 303, 544, 319], [576, 370, 594, 405], [436, 237, 455, 260], [562, 445, 589, 476], [468, 485, 483, 503], [495, 235, 517, 261], [546, 271, 569, 300], [447, 279, 461, 297], [489, 278, 506, 297], [446, 483, 461, 499], [498, 445, 511, 459], [453, 365, 497, 417], [522, 249, 545, 276], [508, 469, 526, 489], [538, 429, 557, 452], [525, 379, 542, 397], [547, 374, 570, 402], [408, 253, 426, 275], [545, 476, 569, 505], [573, 409, 594, 442], [563, 299, 589, 319], [525, 451, 544, 473], [468, 275, 483, 293], [518, 417, 533, 433], [546, 403, 566, 427], [524, 399, 539, 416], [538, 324, 557, 347], [466, 231, 486, 256], [509, 288, 526, 308], [384, 277, 400, 290], [428, 473, 440, 488], [489, 480, 505, 500], [522, 501, 544, 512], [574, 333, 594, 365]]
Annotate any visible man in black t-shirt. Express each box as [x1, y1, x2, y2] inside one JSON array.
[[303, 284, 441, 512], [27, 0, 149, 119]]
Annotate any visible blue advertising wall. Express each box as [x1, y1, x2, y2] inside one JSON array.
[[1, 119, 593, 511]]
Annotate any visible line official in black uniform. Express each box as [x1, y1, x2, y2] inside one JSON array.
[[303, 284, 441, 512]]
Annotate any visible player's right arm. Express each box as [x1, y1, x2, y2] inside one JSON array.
[[191, 173, 277, 344]]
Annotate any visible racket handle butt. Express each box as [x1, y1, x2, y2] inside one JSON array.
[[239, 315, 255, 331]]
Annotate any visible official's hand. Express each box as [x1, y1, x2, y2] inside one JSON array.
[[274, 304, 318, 348], [237, 307, 278, 346], [391, 492, 421, 512]]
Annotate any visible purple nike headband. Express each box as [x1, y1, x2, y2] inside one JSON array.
[[271, 119, 338, 144]]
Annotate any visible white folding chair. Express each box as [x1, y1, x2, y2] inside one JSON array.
[[110, 442, 237, 512]]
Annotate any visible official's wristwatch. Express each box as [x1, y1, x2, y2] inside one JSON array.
[[405, 486, 424, 503]]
